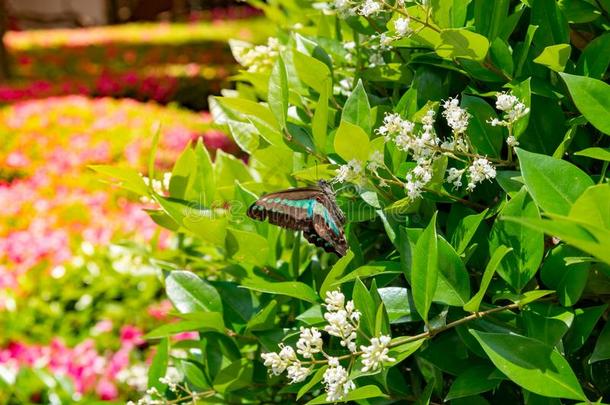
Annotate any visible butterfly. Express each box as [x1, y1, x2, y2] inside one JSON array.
[[247, 180, 348, 257]]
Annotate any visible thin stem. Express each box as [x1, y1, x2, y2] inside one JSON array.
[[380, 0, 441, 33], [301, 301, 521, 365]]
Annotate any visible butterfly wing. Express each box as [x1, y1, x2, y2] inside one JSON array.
[[247, 187, 348, 257]]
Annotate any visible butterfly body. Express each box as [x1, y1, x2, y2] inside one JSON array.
[[247, 180, 348, 257]]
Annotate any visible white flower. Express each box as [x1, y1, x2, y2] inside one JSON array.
[[489, 91, 530, 127], [287, 361, 311, 383], [334, 159, 363, 184], [369, 52, 385, 67], [367, 150, 385, 172], [159, 367, 181, 392], [405, 160, 433, 200], [237, 37, 283, 73], [323, 363, 355, 402], [442, 97, 470, 135], [378, 33, 394, 48], [296, 327, 323, 358], [394, 17, 411, 36], [360, 335, 396, 372], [324, 309, 358, 351], [466, 157, 496, 191], [506, 135, 519, 147], [446, 167, 465, 188], [261, 344, 297, 376], [328, 357, 340, 367], [325, 290, 345, 311], [345, 300, 361, 323], [359, 0, 381, 16]]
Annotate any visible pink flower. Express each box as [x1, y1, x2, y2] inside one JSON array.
[[6, 152, 30, 168], [96, 379, 118, 400], [93, 319, 113, 334], [120, 325, 145, 348]]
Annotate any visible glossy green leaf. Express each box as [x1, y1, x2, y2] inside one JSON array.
[[533, 44, 571, 72], [563, 305, 608, 354], [378, 287, 418, 323], [471, 330, 587, 400], [462, 96, 503, 157], [531, 0, 569, 47], [523, 302, 574, 346], [516, 148, 593, 215], [558, 0, 602, 23], [89, 165, 149, 195], [590, 321, 610, 363], [293, 51, 332, 94], [227, 119, 259, 154], [464, 245, 512, 312], [320, 251, 354, 297], [166, 271, 223, 314], [474, 0, 509, 40], [559, 73, 610, 136], [569, 184, 610, 229], [575, 147, 610, 161], [312, 84, 330, 153], [342, 79, 372, 134], [489, 189, 544, 291], [180, 359, 209, 389], [434, 237, 470, 306], [297, 366, 327, 400], [148, 338, 169, 391], [145, 314, 225, 338], [540, 245, 589, 307], [576, 32, 610, 79], [226, 228, 269, 266], [268, 55, 289, 130], [213, 358, 253, 394], [411, 212, 438, 323], [241, 276, 319, 303], [246, 300, 277, 331], [435, 28, 490, 61], [307, 385, 388, 404], [445, 364, 503, 400], [333, 120, 370, 162]]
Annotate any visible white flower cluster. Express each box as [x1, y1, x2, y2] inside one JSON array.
[[324, 357, 356, 402], [236, 37, 283, 73], [323, 290, 361, 352], [334, 159, 363, 184], [262, 289, 396, 402], [116, 363, 149, 392], [488, 91, 530, 147]]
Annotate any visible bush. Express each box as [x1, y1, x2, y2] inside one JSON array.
[[108, 0, 610, 403]]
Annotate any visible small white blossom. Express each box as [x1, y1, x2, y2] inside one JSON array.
[[324, 309, 358, 352], [489, 91, 530, 128], [236, 37, 283, 73], [358, 0, 381, 16], [323, 363, 355, 402], [405, 160, 433, 200], [394, 17, 411, 36], [368, 52, 385, 67], [506, 135, 519, 147], [296, 327, 323, 358], [367, 150, 385, 173], [360, 335, 395, 372], [333, 159, 363, 184], [325, 290, 345, 311], [287, 361, 311, 383], [442, 97, 470, 135], [446, 167, 465, 188], [159, 367, 181, 392], [261, 344, 297, 376], [466, 158, 496, 191]]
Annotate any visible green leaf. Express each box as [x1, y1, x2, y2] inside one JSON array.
[[531, 0, 569, 47], [434, 237, 471, 306], [307, 385, 388, 404], [445, 365, 503, 400], [333, 262, 401, 285], [148, 338, 169, 391], [470, 330, 587, 400], [516, 148, 593, 215], [431, 0, 470, 28], [540, 245, 589, 307], [563, 305, 608, 354], [217, 97, 279, 131], [320, 251, 354, 297], [523, 302, 574, 346], [246, 300, 277, 331], [342, 79, 372, 134], [489, 189, 544, 291], [575, 147, 610, 161], [558, 0, 602, 23], [213, 358, 253, 394], [226, 228, 269, 266], [464, 245, 512, 312], [312, 84, 330, 154], [192, 139, 216, 206], [590, 321, 610, 363], [353, 278, 376, 336], [241, 276, 319, 303], [474, 0, 509, 40], [387, 339, 424, 366], [533, 44, 571, 72], [569, 184, 610, 229], [89, 165, 149, 195], [166, 271, 223, 314], [145, 314, 225, 338], [180, 360, 209, 389], [228, 119, 259, 154], [333, 120, 370, 162], [411, 212, 438, 323], [435, 28, 490, 61], [450, 208, 488, 255], [559, 72, 610, 136], [268, 55, 289, 130], [378, 287, 418, 323], [297, 366, 327, 400], [576, 32, 610, 79], [462, 96, 503, 158], [293, 51, 332, 94]]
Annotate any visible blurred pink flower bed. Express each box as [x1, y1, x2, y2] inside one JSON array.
[[0, 96, 233, 401]]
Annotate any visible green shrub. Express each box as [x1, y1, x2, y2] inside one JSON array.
[[109, 0, 610, 403]]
